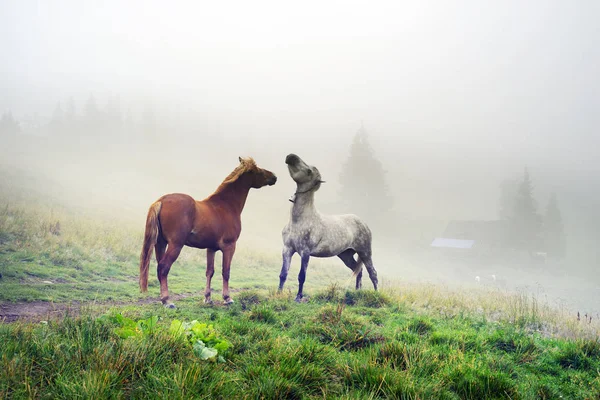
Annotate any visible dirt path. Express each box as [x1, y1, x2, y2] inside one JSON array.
[[0, 292, 206, 323]]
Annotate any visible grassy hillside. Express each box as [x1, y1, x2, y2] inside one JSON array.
[[1, 165, 600, 399], [0, 166, 346, 304], [2, 289, 600, 399]]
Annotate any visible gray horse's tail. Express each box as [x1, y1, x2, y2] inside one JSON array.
[[351, 256, 364, 278]]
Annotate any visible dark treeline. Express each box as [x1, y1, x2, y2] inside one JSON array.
[[1, 94, 221, 150]]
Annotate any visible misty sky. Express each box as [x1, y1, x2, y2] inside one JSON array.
[[1, 1, 599, 172]]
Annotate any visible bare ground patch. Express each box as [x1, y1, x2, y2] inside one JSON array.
[[0, 291, 210, 323]]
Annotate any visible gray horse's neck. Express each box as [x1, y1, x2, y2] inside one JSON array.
[[291, 190, 319, 223]]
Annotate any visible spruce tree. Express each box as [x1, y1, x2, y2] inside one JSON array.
[[84, 94, 100, 129], [49, 102, 64, 134], [543, 193, 566, 259], [0, 111, 20, 135], [508, 168, 542, 253], [339, 124, 392, 225]]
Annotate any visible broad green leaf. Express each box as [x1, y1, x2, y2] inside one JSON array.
[[114, 327, 138, 339], [169, 320, 184, 338], [138, 315, 158, 334], [213, 340, 231, 352], [193, 340, 218, 361]]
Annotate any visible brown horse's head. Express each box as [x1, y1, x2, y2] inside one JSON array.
[[239, 156, 277, 188]]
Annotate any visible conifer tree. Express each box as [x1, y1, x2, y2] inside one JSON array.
[[49, 102, 64, 134], [84, 94, 100, 129], [0, 111, 20, 135], [339, 124, 393, 225], [508, 168, 542, 253]]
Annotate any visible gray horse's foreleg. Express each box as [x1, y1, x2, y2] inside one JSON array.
[[338, 249, 363, 289], [358, 252, 378, 290], [296, 254, 310, 302], [278, 247, 294, 292]]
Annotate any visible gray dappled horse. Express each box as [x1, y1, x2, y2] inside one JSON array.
[[278, 154, 378, 302]]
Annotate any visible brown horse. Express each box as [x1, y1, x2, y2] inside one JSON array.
[[139, 157, 277, 307]]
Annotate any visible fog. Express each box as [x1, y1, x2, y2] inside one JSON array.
[[1, 1, 599, 313]]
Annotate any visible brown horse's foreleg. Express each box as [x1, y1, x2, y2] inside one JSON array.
[[157, 244, 183, 307], [296, 254, 310, 302], [221, 243, 236, 305], [338, 249, 363, 289], [204, 248, 216, 304]]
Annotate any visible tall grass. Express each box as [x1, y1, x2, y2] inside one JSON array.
[[4, 288, 599, 399], [2, 166, 600, 398]]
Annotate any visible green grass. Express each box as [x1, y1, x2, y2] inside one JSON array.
[[1, 290, 599, 399], [0, 191, 347, 303], [2, 166, 600, 398]]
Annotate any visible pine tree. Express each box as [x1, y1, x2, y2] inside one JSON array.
[[105, 94, 122, 129], [508, 168, 542, 253], [339, 124, 393, 226], [84, 94, 100, 129], [49, 102, 64, 134], [141, 104, 157, 141], [0, 111, 20, 135], [543, 193, 566, 259]]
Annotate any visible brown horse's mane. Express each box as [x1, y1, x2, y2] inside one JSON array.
[[210, 157, 257, 196]]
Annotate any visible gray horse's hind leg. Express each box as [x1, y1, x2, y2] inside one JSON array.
[[338, 249, 363, 289], [357, 251, 378, 290]]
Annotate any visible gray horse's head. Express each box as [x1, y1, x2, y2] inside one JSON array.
[[285, 154, 325, 194]]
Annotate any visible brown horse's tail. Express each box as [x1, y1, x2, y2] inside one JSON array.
[[139, 201, 162, 293]]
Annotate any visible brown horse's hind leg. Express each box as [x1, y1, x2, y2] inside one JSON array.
[[157, 244, 183, 307], [338, 249, 363, 289], [204, 249, 216, 304], [221, 243, 236, 305], [155, 237, 166, 264]]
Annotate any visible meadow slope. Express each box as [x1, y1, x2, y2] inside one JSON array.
[[1, 165, 599, 399]]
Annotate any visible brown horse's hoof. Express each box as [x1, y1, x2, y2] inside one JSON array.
[[223, 298, 234, 305], [164, 303, 176, 309], [204, 297, 213, 305]]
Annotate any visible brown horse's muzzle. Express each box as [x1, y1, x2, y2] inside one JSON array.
[[267, 175, 277, 186]]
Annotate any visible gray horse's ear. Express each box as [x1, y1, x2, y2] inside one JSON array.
[[319, 180, 326, 184]]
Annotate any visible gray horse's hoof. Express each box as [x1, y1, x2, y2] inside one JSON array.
[[295, 296, 308, 303], [164, 303, 176, 309], [223, 298, 234, 305]]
